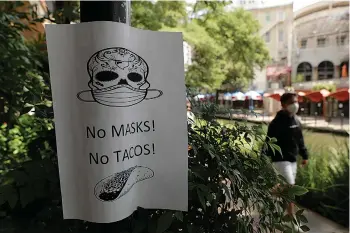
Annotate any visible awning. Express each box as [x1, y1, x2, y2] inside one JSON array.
[[194, 94, 206, 101], [206, 93, 215, 100], [304, 89, 330, 102], [264, 93, 281, 101], [264, 91, 308, 102], [328, 88, 350, 102], [223, 92, 232, 100], [232, 92, 245, 101], [245, 91, 262, 100]]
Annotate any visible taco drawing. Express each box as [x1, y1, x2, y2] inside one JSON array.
[[94, 166, 154, 202]]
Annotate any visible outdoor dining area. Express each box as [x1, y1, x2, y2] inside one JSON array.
[[193, 88, 349, 120], [194, 91, 264, 111], [264, 88, 349, 119]]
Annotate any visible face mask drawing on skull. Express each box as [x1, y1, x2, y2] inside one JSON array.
[[77, 47, 163, 107]]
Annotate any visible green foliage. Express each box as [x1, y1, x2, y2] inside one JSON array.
[[0, 2, 51, 127], [294, 74, 305, 83], [0, 116, 53, 174], [131, 1, 187, 31], [132, 1, 270, 91], [296, 138, 349, 227], [184, 7, 270, 91], [0, 105, 311, 233], [312, 83, 336, 92]]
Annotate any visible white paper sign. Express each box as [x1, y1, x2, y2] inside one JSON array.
[[45, 22, 188, 223]]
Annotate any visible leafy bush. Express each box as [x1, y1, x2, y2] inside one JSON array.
[[293, 74, 304, 83], [0, 102, 310, 233], [0, 116, 53, 174], [0, 2, 51, 128], [296, 139, 349, 227], [312, 83, 336, 92]]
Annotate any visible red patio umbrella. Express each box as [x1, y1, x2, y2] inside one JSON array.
[[264, 93, 281, 101], [328, 88, 350, 102], [304, 89, 330, 102]]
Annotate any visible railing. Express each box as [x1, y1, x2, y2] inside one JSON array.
[[293, 78, 349, 90]]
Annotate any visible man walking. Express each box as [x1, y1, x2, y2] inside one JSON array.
[[264, 92, 308, 216]]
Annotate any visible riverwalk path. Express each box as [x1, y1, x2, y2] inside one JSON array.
[[304, 209, 348, 233], [218, 114, 349, 135]]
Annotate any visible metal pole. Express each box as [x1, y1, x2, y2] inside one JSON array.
[[314, 112, 318, 127], [341, 112, 344, 130], [301, 108, 304, 122], [79, 2, 131, 232], [80, 1, 131, 24]]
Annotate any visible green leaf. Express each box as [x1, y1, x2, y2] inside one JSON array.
[[148, 218, 157, 233], [33, 180, 46, 198], [197, 189, 206, 211], [174, 211, 183, 222], [11, 170, 29, 186], [132, 219, 147, 233], [274, 223, 285, 231], [288, 186, 308, 197], [298, 215, 308, 223], [187, 224, 194, 233], [197, 184, 209, 192], [296, 209, 304, 216], [204, 144, 216, 159], [20, 186, 35, 208], [283, 229, 294, 233], [7, 193, 18, 209], [282, 214, 293, 222], [0, 191, 6, 206], [156, 212, 173, 233], [1, 186, 18, 209], [300, 225, 310, 232]]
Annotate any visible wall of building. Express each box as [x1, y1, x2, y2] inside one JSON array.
[[183, 41, 192, 69], [248, 3, 294, 91], [292, 1, 349, 87], [18, 1, 47, 41]]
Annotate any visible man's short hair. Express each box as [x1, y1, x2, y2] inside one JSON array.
[[280, 92, 297, 105]]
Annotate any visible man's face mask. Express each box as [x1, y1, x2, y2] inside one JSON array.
[[287, 103, 299, 115]]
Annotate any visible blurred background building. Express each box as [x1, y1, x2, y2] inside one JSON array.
[[183, 41, 193, 71], [231, 0, 294, 93], [231, 0, 294, 114], [292, 1, 349, 117]]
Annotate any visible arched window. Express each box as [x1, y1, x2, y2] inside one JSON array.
[[296, 62, 312, 81], [318, 61, 334, 80]]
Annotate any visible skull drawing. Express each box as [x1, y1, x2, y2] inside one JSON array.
[[77, 47, 162, 107]]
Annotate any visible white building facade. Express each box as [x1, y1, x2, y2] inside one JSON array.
[[183, 41, 192, 70], [229, 1, 294, 93], [291, 1, 349, 117]]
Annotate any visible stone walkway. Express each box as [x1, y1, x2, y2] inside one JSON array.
[[221, 114, 349, 133], [234, 199, 347, 232], [303, 210, 348, 233]]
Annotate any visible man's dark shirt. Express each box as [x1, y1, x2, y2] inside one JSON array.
[[264, 110, 308, 162]]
